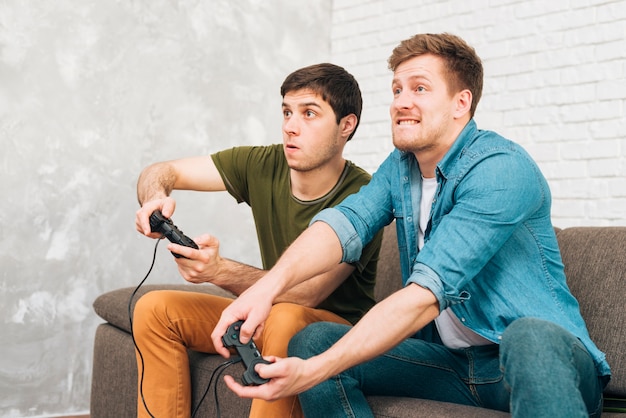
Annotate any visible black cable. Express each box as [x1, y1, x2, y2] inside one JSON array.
[[128, 236, 238, 418], [128, 236, 164, 418], [191, 357, 241, 418]]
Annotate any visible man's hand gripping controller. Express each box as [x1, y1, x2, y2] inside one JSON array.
[[222, 320, 271, 386], [149, 210, 199, 258]]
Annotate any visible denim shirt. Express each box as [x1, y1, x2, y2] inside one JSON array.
[[312, 120, 610, 378]]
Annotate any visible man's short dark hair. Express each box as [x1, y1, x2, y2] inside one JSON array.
[[281, 63, 362, 141]]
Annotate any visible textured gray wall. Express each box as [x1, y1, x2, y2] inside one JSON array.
[[0, 1, 331, 416]]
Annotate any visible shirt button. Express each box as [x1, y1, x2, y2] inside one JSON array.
[[407, 216, 412, 222]]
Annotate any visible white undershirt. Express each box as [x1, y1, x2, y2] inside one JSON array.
[[418, 176, 492, 349], [418, 177, 438, 249]]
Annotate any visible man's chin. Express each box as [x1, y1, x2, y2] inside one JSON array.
[[392, 137, 415, 153], [286, 161, 311, 172]]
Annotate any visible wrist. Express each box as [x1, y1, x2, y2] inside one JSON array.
[[301, 353, 337, 391]]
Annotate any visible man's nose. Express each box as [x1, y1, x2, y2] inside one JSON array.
[[283, 116, 300, 135], [392, 90, 413, 110]]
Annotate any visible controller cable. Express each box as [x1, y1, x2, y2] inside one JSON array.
[[128, 235, 241, 418], [191, 356, 241, 418]]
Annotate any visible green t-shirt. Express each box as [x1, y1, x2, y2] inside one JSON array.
[[211, 144, 382, 324]]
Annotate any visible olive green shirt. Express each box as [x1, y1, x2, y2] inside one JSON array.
[[211, 144, 382, 324]]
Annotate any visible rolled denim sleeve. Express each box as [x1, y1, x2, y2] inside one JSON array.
[[406, 262, 471, 311], [310, 208, 364, 264], [310, 152, 397, 265], [405, 263, 445, 306]]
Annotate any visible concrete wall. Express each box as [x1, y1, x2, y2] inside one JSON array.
[[0, 1, 331, 416], [335, 0, 626, 227]]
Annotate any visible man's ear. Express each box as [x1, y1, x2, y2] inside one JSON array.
[[454, 89, 472, 119], [340, 114, 358, 140]]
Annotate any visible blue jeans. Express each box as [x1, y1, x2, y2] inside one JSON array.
[[288, 318, 605, 418]]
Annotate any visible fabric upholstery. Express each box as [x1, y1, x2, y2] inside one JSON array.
[[367, 396, 509, 417], [556, 227, 626, 399], [374, 222, 403, 302]]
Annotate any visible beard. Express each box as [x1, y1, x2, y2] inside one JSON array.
[[392, 128, 437, 154], [390, 117, 449, 155], [287, 138, 343, 173]]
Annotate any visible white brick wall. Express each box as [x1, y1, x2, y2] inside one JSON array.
[[332, 0, 626, 227]]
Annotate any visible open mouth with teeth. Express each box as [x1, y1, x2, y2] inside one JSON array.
[[397, 119, 419, 125]]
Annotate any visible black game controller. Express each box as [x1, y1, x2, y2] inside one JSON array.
[[222, 320, 270, 386], [149, 210, 199, 258]]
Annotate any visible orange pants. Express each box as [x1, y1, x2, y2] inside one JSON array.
[[132, 290, 350, 418]]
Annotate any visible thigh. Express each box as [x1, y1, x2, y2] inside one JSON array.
[[501, 317, 604, 417], [260, 303, 350, 357], [134, 290, 234, 353], [290, 322, 504, 409], [355, 337, 482, 406]]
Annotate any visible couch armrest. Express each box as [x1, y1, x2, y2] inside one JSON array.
[[93, 284, 236, 333]]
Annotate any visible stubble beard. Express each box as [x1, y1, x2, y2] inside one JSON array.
[[392, 130, 434, 154], [289, 138, 343, 173], [391, 120, 447, 155]]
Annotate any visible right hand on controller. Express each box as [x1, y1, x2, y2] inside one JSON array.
[[172, 234, 224, 284], [135, 197, 177, 238], [211, 284, 275, 358], [135, 198, 226, 284]]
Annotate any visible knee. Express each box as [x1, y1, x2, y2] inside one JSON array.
[[502, 318, 568, 348], [132, 290, 171, 334], [264, 303, 309, 339], [288, 322, 350, 359], [260, 304, 310, 357], [500, 317, 575, 368]]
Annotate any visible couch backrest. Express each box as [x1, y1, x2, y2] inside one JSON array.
[[374, 224, 625, 398], [557, 227, 626, 398], [374, 222, 403, 302]]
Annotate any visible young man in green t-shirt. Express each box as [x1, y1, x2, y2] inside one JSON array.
[[133, 63, 382, 418]]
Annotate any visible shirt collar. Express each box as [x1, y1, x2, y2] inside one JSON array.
[[436, 119, 477, 180]]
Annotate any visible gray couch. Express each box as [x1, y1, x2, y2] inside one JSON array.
[[91, 224, 626, 417]]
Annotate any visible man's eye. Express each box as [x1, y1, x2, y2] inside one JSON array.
[[393, 88, 401, 95], [305, 110, 315, 117], [283, 110, 292, 117], [416, 86, 426, 92]]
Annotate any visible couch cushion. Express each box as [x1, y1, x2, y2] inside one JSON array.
[[93, 284, 235, 333], [368, 396, 508, 417], [557, 227, 626, 398]]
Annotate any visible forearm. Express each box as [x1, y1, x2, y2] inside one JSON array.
[[209, 258, 350, 307], [137, 162, 177, 205], [137, 156, 225, 206], [252, 222, 344, 303], [304, 284, 440, 385], [274, 262, 354, 307], [211, 217, 346, 354], [208, 257, 265, 295]]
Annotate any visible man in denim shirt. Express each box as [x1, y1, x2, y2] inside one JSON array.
[[212, 33, 611, 418]]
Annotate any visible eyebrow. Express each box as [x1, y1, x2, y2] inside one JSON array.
[[282, 101, 324, 110], [392, 75, 430, 86]]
